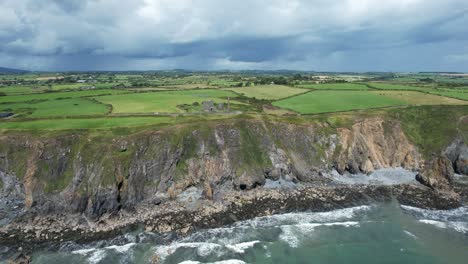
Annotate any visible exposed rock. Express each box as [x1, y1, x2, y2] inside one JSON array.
[[444, 139, 468, 175], [416, 156, 454, 190], [335, 118, 420, 174], [0, 117, 467, 259], [7, 252, 30, 264], [0, 118, 431, 221]]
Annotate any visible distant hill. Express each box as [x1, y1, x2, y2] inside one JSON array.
[[0, 67, 28, 74]]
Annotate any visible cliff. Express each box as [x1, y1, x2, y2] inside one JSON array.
[[0, 106, 467, 257], [0, 117, 423, 220]]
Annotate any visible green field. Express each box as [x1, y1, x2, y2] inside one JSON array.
[[0, 116, 173, 130], [371, 91, 468, 105], [225, 85, 307, 100], [96, 89, 239, 114], [0, 86, 47, 95], [0, 89, 128, 104], [1, 71, 468, 131], [49, 83, 115, 91], [366, 82, 432, 92], [0, 98, 109, 118], [273, 91, 406, 114], [428, 90, 468, 101], [297, 83, 371, 90]]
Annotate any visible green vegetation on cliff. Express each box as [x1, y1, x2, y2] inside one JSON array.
[[389, 105, 468, 158]]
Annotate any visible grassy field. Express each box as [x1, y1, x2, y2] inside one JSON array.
[[0, 98, 109, 118], [427, 90, 468, 101], [0, 83, 124, 95], [0, 116, 173, 130], [157, 84, 211, 89], [49, 83, 121, 91], [297, 83, 371, 90], [273, 91, 406, 114], [2, 72, 467, 131], [224, 85, 307, 100], [0, 89, 128, 104], [366, 82, 432, 92], [0, 85, 51, 95], [371, 91, 468, 105], [96, 89, 239, 114]]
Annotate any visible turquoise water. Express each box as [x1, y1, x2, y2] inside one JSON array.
[[27, 202, 468, 264]]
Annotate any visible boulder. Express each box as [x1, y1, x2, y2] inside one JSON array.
[[416, 156, 454, 190]]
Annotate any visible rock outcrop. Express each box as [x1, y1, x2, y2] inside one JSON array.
[[445, 139, 468, 175], [416, 156, 455, 190], [334, 118, 420, 174]]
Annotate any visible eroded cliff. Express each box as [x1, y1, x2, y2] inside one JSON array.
[[0, 117, 428, 220]]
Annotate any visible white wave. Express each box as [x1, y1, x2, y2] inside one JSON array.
[[72, 248, 96, 255], [197, 243, 223, 257], [155, 242, 222, 260], [179, 205, 370, 247], [419, 220, 448, 229], [448, 221, 468, 234], [105, 242, 136, 253], [210, 260, 246, 264], [280, 221, 359, 248], [179, 260, 246, 264], [279, 225, 300, 248], [403, 230, 418, 239], [88, 249, 106, 264], [418, 219, 468, 234], [401, 205, 468, 221], [225, 240, 260, 253], [234, 205, 370, 229]]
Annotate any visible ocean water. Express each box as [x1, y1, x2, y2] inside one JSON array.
[[25, 202, 468, 264]]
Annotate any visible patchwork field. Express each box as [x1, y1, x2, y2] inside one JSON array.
[[371, 91, 468, 105], [224, 85, 307, 100], [273, 91, 406, 114], [0, 89, 128, 104], [0, 117, 173, 130], [1, 72, 467, 130], [428, 90, 468, 101], [0, 86, 46, 95], [297, 83, 370, 90], [0, 98, 109, 118], [366, 82, 432, 92], [96, 89, 238, 114]]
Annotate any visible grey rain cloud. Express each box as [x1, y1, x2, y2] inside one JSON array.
[[0, 0, 467, 71]]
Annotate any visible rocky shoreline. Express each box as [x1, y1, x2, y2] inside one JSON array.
[[1, 179, 466, 261]]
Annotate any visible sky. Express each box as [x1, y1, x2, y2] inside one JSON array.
[[0, 0, 467, 72]]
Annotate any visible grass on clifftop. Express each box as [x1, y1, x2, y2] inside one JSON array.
[[224, 85, 307, 100], [95, 89, 238, 114], [389, 105, 468, 158], [273, 91, 406, 114], [0, 98, 110, 118], [297, 83, 371, 90]]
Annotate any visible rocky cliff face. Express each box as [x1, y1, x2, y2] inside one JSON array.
[[0, 117, 426, 223], [1, 115, 468, 259], [445, 139, 468, 175]]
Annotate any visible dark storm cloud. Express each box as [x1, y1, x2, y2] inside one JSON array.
[[0, 0, 467, 71]]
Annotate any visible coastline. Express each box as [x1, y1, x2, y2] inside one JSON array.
[[1, 179, 465, 260]]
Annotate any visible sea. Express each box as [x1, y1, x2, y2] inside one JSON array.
[[24, 202, 468, 264]]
